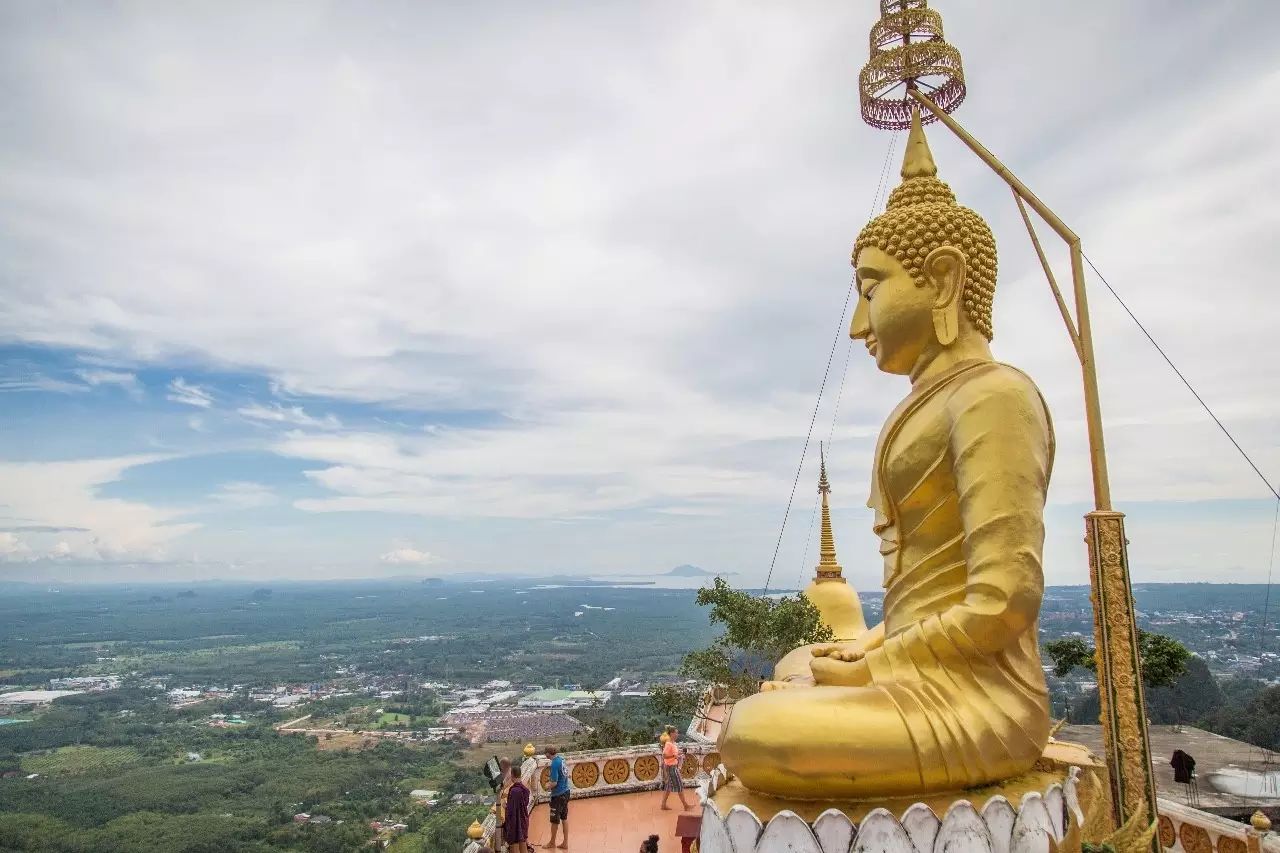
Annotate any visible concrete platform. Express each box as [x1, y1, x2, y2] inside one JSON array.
[[1059, 724, 1280, 812]]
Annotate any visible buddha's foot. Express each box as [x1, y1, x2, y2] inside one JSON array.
[[822, 648, 865, 662]]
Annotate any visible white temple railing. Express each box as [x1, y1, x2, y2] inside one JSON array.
[[1156, 799, 1278, 853]]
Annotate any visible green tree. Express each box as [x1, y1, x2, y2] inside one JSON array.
[[576, 717, 627, 750], [1044, 630, 1192, 689], [1145, 656, 1223, 724], [650, 578, 832, 722], [1201, 683, 1280, 751]]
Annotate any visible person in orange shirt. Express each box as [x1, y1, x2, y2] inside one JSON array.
[[658, 725, 691, 811]]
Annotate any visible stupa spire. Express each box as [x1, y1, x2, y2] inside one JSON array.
[[798, 443, 865, 640], [815, 444, 844, 582]]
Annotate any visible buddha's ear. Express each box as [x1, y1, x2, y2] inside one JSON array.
[[922, 246, 966, 347]]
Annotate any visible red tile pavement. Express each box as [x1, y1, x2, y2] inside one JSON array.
[[523, 789, 701, 853]]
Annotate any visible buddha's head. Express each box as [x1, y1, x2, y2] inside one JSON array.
[[850, 109, 997, 376]]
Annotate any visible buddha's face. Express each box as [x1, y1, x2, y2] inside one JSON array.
[[850, 246, 936, 375]]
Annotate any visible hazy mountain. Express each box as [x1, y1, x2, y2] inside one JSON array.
[[664, 564, 733, 577]]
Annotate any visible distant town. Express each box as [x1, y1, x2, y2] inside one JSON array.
[[4, 579, 1280, 853]]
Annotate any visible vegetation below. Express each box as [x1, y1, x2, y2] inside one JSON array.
[[0, 690, 485, 853], [5, 579, 1280, 851]]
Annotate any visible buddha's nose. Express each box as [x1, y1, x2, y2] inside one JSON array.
[[850, 297, 870, 340]]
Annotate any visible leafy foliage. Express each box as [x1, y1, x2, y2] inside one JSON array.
[[1200, 682, 1280, 752], [650, 578, 832, 721], [1067, 656, 1222, 725], [1044, 630, 1192, 689], [0, 690, 490, 853], [573, 697, 663, 750]]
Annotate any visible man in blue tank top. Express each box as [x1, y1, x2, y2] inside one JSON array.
[[545, 745, 570, 849]]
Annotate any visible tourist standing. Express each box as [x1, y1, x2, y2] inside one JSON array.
[[495, 757, 514, 851], [659, 725, 691, 811], [545, 745, 570, 849], [504, 765, 531, 853]]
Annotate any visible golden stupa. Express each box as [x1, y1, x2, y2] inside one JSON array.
[[800, 446, 867, 643]]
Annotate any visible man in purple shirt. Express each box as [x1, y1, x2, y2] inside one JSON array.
[[503, 765, 531, 852]]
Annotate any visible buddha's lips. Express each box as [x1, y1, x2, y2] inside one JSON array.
[[865, 337, 879, 357]]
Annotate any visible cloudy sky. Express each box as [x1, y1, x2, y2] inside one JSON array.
[[1, 0, 1277, 587]]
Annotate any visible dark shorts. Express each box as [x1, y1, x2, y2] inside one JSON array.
[[549, 792, 569, 823]]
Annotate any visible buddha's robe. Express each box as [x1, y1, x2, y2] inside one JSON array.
[[720, 360, 1054, 799]]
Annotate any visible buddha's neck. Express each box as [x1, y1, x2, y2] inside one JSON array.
[[910, 335, 993, 390]]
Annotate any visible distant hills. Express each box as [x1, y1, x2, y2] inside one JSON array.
[[664, 564, 733, 577]]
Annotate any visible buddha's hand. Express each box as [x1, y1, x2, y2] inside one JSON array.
[[810, 655, 872, 687], [810, 624, 883, 663]]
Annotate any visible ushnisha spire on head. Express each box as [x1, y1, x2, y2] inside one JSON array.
[[853, 106, 998, 340]]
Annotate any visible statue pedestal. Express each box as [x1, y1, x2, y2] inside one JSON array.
[[700, 741, 1113, 853]]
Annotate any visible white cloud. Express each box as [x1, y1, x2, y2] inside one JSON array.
[[379, 546, 436, 565], [238, 402, 341, 430], [0, 456, 198, 563], [0, 365, 85, 394], [0, 2, 1276, 581], [74, 368, 142, 397], [0, 532, 32, 560], [210, 481, 278, 510], [166, 378, 213, 409]]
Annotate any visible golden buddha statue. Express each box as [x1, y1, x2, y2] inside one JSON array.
[[719, 109, 1054, 800]]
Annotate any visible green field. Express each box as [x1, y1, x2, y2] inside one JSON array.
[[377, 712, 415, 729], [21, 745, 143, 775]]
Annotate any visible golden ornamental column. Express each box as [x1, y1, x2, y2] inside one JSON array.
[[1086, 511, 1158, 827]]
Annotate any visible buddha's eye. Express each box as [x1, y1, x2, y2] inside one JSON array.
[[863, 284, 877, 302]]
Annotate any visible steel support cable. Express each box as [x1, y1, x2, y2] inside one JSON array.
[[1082, 253, 1278, 502], [1244, 500, 1279, 786], [1260, 501, 1280, 654], [762, 280, 855, 593], [1084, 251, 1280, 779], [795, 337, 857, 591], [771, 133, 900, 594]]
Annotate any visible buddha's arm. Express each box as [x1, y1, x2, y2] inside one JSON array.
[[942, 373, 1051, 649], [860, 372, 1052, 676]]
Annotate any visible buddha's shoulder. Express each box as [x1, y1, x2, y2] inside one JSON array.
[[944, 361, 1047, 415]]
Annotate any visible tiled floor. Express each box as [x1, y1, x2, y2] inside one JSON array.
[[524, 789, 701, 853]]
